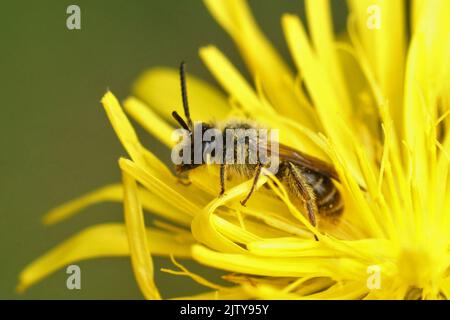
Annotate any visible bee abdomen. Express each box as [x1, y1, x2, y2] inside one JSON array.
[[315, 177, 343, 217], [299, 168, 342, 217]]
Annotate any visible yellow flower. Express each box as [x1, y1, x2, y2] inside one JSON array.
[[19, 0, 450, 300]]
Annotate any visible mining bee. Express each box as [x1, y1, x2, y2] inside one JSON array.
[[172, 62, 343, 237]]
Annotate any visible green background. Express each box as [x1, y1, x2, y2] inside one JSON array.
[[0, 0, 346, 299]]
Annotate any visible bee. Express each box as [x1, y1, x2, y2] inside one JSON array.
[[172, 62, 343, 236]]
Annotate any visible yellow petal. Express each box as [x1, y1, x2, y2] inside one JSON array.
[[133, 67, 230, 123], [42, 184, 123, 225], [122, 166, 161, 299], [101, 91, 147, 166], [102, 91, 174, 179], [42, 184, 191, 227], [203, 0, 314, 122], [347, 0, 406, 133], [161, 255, 227, 291], [199, 46, 267, 116], [199, 45, 326, 159], [299, 281, 367, 299], [102, 92, 208, 206], [411, 0, 426, 33], [173, 286, 251, 300], [17, 224, 191, 293], [119, 158, 206, 216], [282, 14, 365, 186], [306, 0, 351, 115], [124, 96, 176, 148], [192, 244, 367, 279], [335, 41, 380, 140], [243, 281, 367, 300], [403, 0, 450, 230], [191, 176, 268, 253]]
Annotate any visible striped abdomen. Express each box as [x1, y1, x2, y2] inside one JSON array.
[[300, 167, 343, 218], [276, 162, 344, 220]]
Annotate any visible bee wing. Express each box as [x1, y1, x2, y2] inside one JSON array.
[[268, 143, 340, 181]]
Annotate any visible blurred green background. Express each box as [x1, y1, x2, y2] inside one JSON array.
[[0, 0, 346, 299]]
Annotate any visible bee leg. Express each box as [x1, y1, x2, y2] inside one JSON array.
[[219, 163, 226, 196], [240, 163, 262, 206], [177, 179, 191, 186], [289, 163, 319, 241], [176, 173, 191, 186]]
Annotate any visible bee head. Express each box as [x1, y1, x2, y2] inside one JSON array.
[[171, 61, 220, 173], [173, 120, 215, 173]]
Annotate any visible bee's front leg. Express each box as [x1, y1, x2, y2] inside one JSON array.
[[177, 179, 191, 186], [176, 172, 191, 186]]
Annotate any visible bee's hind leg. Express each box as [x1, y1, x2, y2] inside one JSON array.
[[288, 163, 319, 241], [240, 163, 263, 207], [219, 163, 226, 196]]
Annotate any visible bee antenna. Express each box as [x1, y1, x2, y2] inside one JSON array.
[[172, 111, 190, 131], [179, 61, 193, 129]]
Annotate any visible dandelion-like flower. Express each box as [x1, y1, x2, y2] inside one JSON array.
[[19, 0, 450, 299]]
